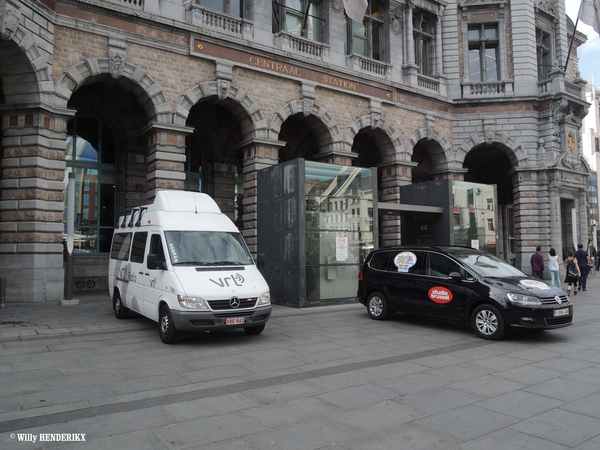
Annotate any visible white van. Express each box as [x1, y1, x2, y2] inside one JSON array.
[[108, 191, 271, 344]]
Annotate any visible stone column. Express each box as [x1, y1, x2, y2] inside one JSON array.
[[379, 162, 414, 248], [512, 169, 550, 273], [142, 123, 193, 201], [548, 177, 562, 252], [238, 138, 284, 255], [0, 106, 74, 302]]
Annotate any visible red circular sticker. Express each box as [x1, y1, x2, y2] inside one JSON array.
[[428, 287, 453, 304]]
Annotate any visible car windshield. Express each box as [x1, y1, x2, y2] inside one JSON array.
[[453, 252, 527, 278], [164, 231, 253, 266]]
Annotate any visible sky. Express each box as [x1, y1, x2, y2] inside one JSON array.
[[566, 0, 600, 87]]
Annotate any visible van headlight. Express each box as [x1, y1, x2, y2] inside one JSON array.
[[257, 291, 271, 306], [178, 295, 209, 309], [507, 293, 542, 307]]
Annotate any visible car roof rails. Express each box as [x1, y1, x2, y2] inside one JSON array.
[[135, 207, 147, 227], [128, 208, 140, 227]]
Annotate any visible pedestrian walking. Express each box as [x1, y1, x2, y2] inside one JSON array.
[[574, 243, 590, 291], [564, 249, 581, 296], [531, 245, 544, 280], [548, 248, 560, 288]]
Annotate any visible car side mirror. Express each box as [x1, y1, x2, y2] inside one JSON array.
[[255, 253, 266, 268], [448, 271, 462, 280], [147, 253, 167, 270]]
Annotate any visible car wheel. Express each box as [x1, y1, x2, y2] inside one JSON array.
[[244, 324, 265, 335], [114, 291, 129, 319], [367, 292, 389, 320], [159, 305, 180, 344], [472, 304, 506, 340]]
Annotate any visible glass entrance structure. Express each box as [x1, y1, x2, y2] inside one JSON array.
[[258, 159, 376, 307]]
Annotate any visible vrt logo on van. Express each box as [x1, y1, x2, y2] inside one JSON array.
[[210, 273, 245, 287], [428, 287, 453, 304]]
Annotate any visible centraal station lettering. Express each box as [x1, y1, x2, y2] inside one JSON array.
[[321, 75, 357, 91], [248, 57, 302, 76]]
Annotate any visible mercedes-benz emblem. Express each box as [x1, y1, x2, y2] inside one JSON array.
[[555, 295, 562, 305], [229, 297, 241, 308]]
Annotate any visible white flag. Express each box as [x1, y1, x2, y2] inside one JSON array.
[[343, 0, 369, 24], [579, 0, 600, 35]]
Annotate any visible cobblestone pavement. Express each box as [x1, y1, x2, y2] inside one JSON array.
[[1, 274, 600, 449]]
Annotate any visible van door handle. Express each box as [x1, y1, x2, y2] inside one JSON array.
[[139, 271, 144, 275], [144, 272, 149, 276]]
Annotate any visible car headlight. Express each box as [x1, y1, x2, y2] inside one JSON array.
[[177, 295, 209, 309], [257, 291, 271, 306], [507, 293, 542, 307]]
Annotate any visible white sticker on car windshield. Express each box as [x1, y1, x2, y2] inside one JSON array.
[[394, 252, 417, 272], [519, 279, 551, 290]]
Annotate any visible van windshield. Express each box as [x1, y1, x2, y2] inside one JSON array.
[[453, 252, 527, 278], [164, 231, 254, 266]]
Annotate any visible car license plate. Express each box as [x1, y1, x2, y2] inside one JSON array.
[[226, 317, 245, 325], [554, 308, 569, 317]]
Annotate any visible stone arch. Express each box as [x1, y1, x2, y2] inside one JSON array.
[[408, 127, 452, 161], [174, 81, 267, 140], [54, 58, 171, 123], [455, 131, 529, 170], [269, 99, 340, 152], [346, 115, 404, 163], [0, 15, 52, 105]]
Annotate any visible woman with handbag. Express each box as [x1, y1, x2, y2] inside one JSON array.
[[564, 249, 581, 296]]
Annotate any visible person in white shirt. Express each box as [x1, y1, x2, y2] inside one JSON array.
[[548, 248, 560, 288]]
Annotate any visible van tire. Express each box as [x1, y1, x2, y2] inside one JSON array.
[[472, 304, 506, 340], [159, 306, 180, 344], [367, 292, 389, 320], [114, 292, 129, 319], [244, 324, 265, 335]]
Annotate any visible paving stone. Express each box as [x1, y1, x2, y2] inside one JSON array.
[[164, 393, 260, 422], [476, 390, 565, 419], [459, 428, 569, 450], [241, 397, 341, 428], [316, 383, 399, 410], [243, 417, 358, 450], [510, 409, 600, 447], [398, 386, 484, 414], [522, 377, 600, 402], [559, 393, 600, 419], [448, 374, 527, 398]]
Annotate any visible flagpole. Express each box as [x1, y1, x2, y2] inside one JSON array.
[[564, 2, 582, 72]]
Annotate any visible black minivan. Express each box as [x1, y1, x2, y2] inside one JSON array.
[[357, 246, 573, 339]]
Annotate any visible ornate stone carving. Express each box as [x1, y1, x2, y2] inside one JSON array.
[[302, 96, 314, 116], [330, 0, 343, 14], [217, 79, 230, 101], [483, 119, 496, 144], [108, 37, 127, 79], [391, 7, 403, 36], [1, 8, 20, 39], [371, 113, 380, 129], [536, 0, 556, 17]]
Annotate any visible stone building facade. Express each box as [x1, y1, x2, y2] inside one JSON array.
[[0, 0, 591, 302]]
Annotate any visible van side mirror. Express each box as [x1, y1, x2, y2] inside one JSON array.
[[448, 271, 462, 280], [255, 253, 266, 268], [147, 253, 167, 270]]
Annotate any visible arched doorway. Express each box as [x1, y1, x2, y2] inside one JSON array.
[[277, 114, 322, 163], [411, 138, 447, 184], [185, 99, 245, 229], [463, 143, 515, 262]]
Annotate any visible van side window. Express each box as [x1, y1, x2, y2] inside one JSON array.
[[369, 252, 391, 271], [148, 234, 166, 269], [111, 233, 132, 260], [427, 253, 462, 278], [131, 232, 148, 264]]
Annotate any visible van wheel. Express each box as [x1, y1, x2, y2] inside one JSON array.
[[244, 324, 265, 335], [159, 306, 180, 344], [367, 292, 389, 320], [472, 304, 506, 340], [114, 292, 129, 319]]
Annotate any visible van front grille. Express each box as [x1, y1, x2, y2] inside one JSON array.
[[208, 298, 257, 310]]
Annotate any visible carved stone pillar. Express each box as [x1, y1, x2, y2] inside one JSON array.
[[238, 138, 284, 255], [0, 106, 74, 302], [142, 123, 193, 200]]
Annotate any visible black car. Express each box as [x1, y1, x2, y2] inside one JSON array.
[[357, 246, 573, 339]]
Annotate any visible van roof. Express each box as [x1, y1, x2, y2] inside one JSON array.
[[150, 191, 221, 214]]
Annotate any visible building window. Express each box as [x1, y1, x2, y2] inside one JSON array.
[[536, 28, 552, 81], [413, 9, 434, 76], [595, 137, 599, 153], [345, 0, 383, 60], [64, 117, 116, 254], [273, 0, 323, 41], [201, 0, 244, 17], [468, 23, 499, 82], [487, 218, 495, 232]]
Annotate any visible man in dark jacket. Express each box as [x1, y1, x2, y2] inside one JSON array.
[[531, 245, 544, 280], [575, 243, 590, 291]]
